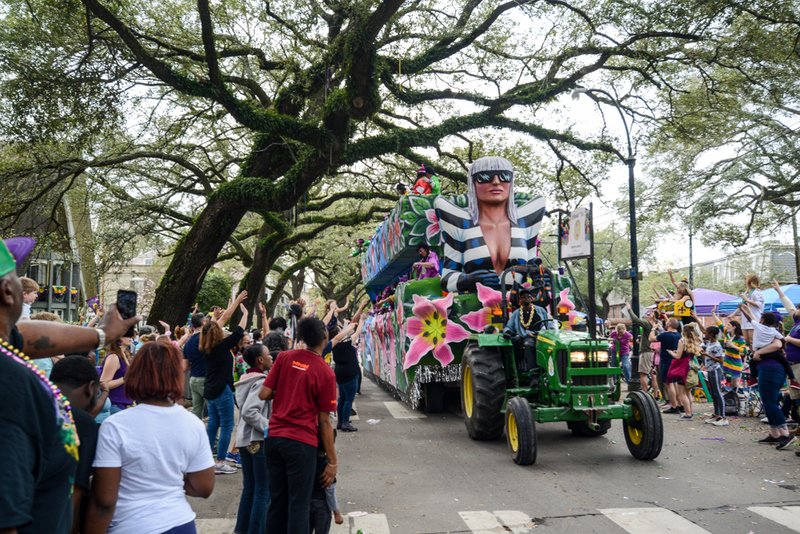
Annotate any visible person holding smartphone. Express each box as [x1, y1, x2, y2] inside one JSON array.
[[201, 303, 248, 475], [0, 236, 140, 534]]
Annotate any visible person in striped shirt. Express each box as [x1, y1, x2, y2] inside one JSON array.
[[712, 310, 746, 389]]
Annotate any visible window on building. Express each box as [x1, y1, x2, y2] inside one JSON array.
[[144, 258, 155, 265]]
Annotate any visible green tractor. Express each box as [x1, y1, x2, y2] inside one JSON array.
[[356, 192, 662, 465], [459, 261, 663, 465]]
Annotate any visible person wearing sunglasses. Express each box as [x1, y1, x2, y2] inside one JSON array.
[[434, 156, 546, 293]]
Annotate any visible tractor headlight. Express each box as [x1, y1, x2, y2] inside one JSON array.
[[570, 351, 587, 363], [596, 351, 609, 362]]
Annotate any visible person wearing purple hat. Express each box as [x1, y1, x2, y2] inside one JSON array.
[[0, 237, 140, 534]]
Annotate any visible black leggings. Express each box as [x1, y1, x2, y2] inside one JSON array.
[[751, 351, 795, 381]]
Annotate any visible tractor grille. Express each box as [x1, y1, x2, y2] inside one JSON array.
[[571, 358, 610, 387]]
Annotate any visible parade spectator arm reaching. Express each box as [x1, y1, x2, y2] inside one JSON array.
[[772, 278, 797, 314], [86, 307, 103, 328], [214, 291, 247, 327], [17, 304, 139, 360], [668, 269, 695, 303], [259, 302, 269, 333]]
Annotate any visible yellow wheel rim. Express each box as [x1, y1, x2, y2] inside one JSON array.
[[508, 411, 519, 452], [627, 405, 643, 445], [463, 365, 473, 418]]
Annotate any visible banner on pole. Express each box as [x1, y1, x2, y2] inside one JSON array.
[[560, 207, 592, 260]]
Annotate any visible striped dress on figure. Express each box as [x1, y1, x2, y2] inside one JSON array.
[[434, 194, 546, 293]]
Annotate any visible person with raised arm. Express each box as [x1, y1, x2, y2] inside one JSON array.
[[202, 303, 248, 475], [0, 237, 139, 534]]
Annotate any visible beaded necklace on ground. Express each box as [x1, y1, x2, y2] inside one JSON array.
[[520, 307, 534, 329], [0, 338, 80, 459]]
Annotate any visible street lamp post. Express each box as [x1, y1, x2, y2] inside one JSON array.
[[572, 88, 640, 390]]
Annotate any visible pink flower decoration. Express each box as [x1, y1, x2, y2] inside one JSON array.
[[424, 209, 440, 242], [462, 283, 503, 332], [404, 293, 470, 369]]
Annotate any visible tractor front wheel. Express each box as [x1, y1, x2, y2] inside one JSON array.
[[506, 396, 537, 465], [461, 342, 505, 440], [623, 390, 664, 460]]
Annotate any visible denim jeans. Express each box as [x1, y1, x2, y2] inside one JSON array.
[[337, 375, 359, 425], [618, 352, 631, 383], [758, 364, 787, 429], [190, 376, 206, 420], [265, 436, 317, 534], [206, 387, 235, 462], [235, 443, 269, 534], [160, 521, 197, 534]]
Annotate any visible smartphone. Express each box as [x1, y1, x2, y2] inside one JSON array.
[[117, 290, 138, 338]]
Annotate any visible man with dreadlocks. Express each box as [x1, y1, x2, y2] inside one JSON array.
[[434, 156, 546, 293]]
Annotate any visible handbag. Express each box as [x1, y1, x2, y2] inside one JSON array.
[[685, 357, 701, 389], [666, 356, 690, 382]]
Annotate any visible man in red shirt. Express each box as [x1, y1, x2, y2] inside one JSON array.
[[259, 317, 338, 534]]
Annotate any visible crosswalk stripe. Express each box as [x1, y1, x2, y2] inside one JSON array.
[[195, 518, 236, 533], [748, 506, 800, 532], [352, 513, 391, 534], [330, 513, 391, 533], [459, 511, 504, 533], [599, 507, 708, 533], [459, 511, 534, 533], [383, 401, 426, 419], [493, 510, 535, 533]]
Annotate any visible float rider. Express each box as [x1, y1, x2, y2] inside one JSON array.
[[503, 287, 556, 372]]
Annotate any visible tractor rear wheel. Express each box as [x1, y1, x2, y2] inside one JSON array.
[[506, 396, 537, 465], [568, 419, 611, 437], [623, 390, 664, 460], [461, 342, 505, 440]]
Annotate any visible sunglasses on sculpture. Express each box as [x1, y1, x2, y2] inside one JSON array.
[[473, 171, 512, 184]]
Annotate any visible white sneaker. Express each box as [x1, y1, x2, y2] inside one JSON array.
[[705, 417, 718, 424], [761, 417, 769, 424], [215, 462, 237, 475], [713, 418, 729, 426]]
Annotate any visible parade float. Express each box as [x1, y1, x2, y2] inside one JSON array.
[[358, 157, 662, 464]]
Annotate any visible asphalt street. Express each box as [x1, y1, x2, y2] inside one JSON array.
[[192, 378, 800, 533]]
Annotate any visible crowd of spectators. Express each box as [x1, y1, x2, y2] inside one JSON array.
[[1, 235, 368, 534], [607, 271, 800, 454]]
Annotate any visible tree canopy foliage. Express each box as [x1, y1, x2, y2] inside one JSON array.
[[643, 0, 800, 247], [2, 0, 795, 326]]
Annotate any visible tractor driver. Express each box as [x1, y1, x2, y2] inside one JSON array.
[[503, 287, 557, 371]]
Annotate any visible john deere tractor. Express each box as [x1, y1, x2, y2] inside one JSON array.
[[460, 260, 663, 465], [357, 193, 662, 465]]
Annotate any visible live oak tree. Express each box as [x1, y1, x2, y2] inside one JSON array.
[[2, 0, 765, 328], [642, 0, 800, 247]]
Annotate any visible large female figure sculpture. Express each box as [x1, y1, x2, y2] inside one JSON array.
[[434, 156, 546, 293]]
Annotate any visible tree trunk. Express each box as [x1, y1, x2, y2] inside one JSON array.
[[231, 224, 280, 330], [290, 267, 306, 300], [600, 294, 611, 321], [147, 200, 247, 328]]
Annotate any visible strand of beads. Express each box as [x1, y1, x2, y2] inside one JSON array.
[[0, 339, 78, 447]]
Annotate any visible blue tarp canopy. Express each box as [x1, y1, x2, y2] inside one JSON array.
[[717, 284, 800, 314]]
